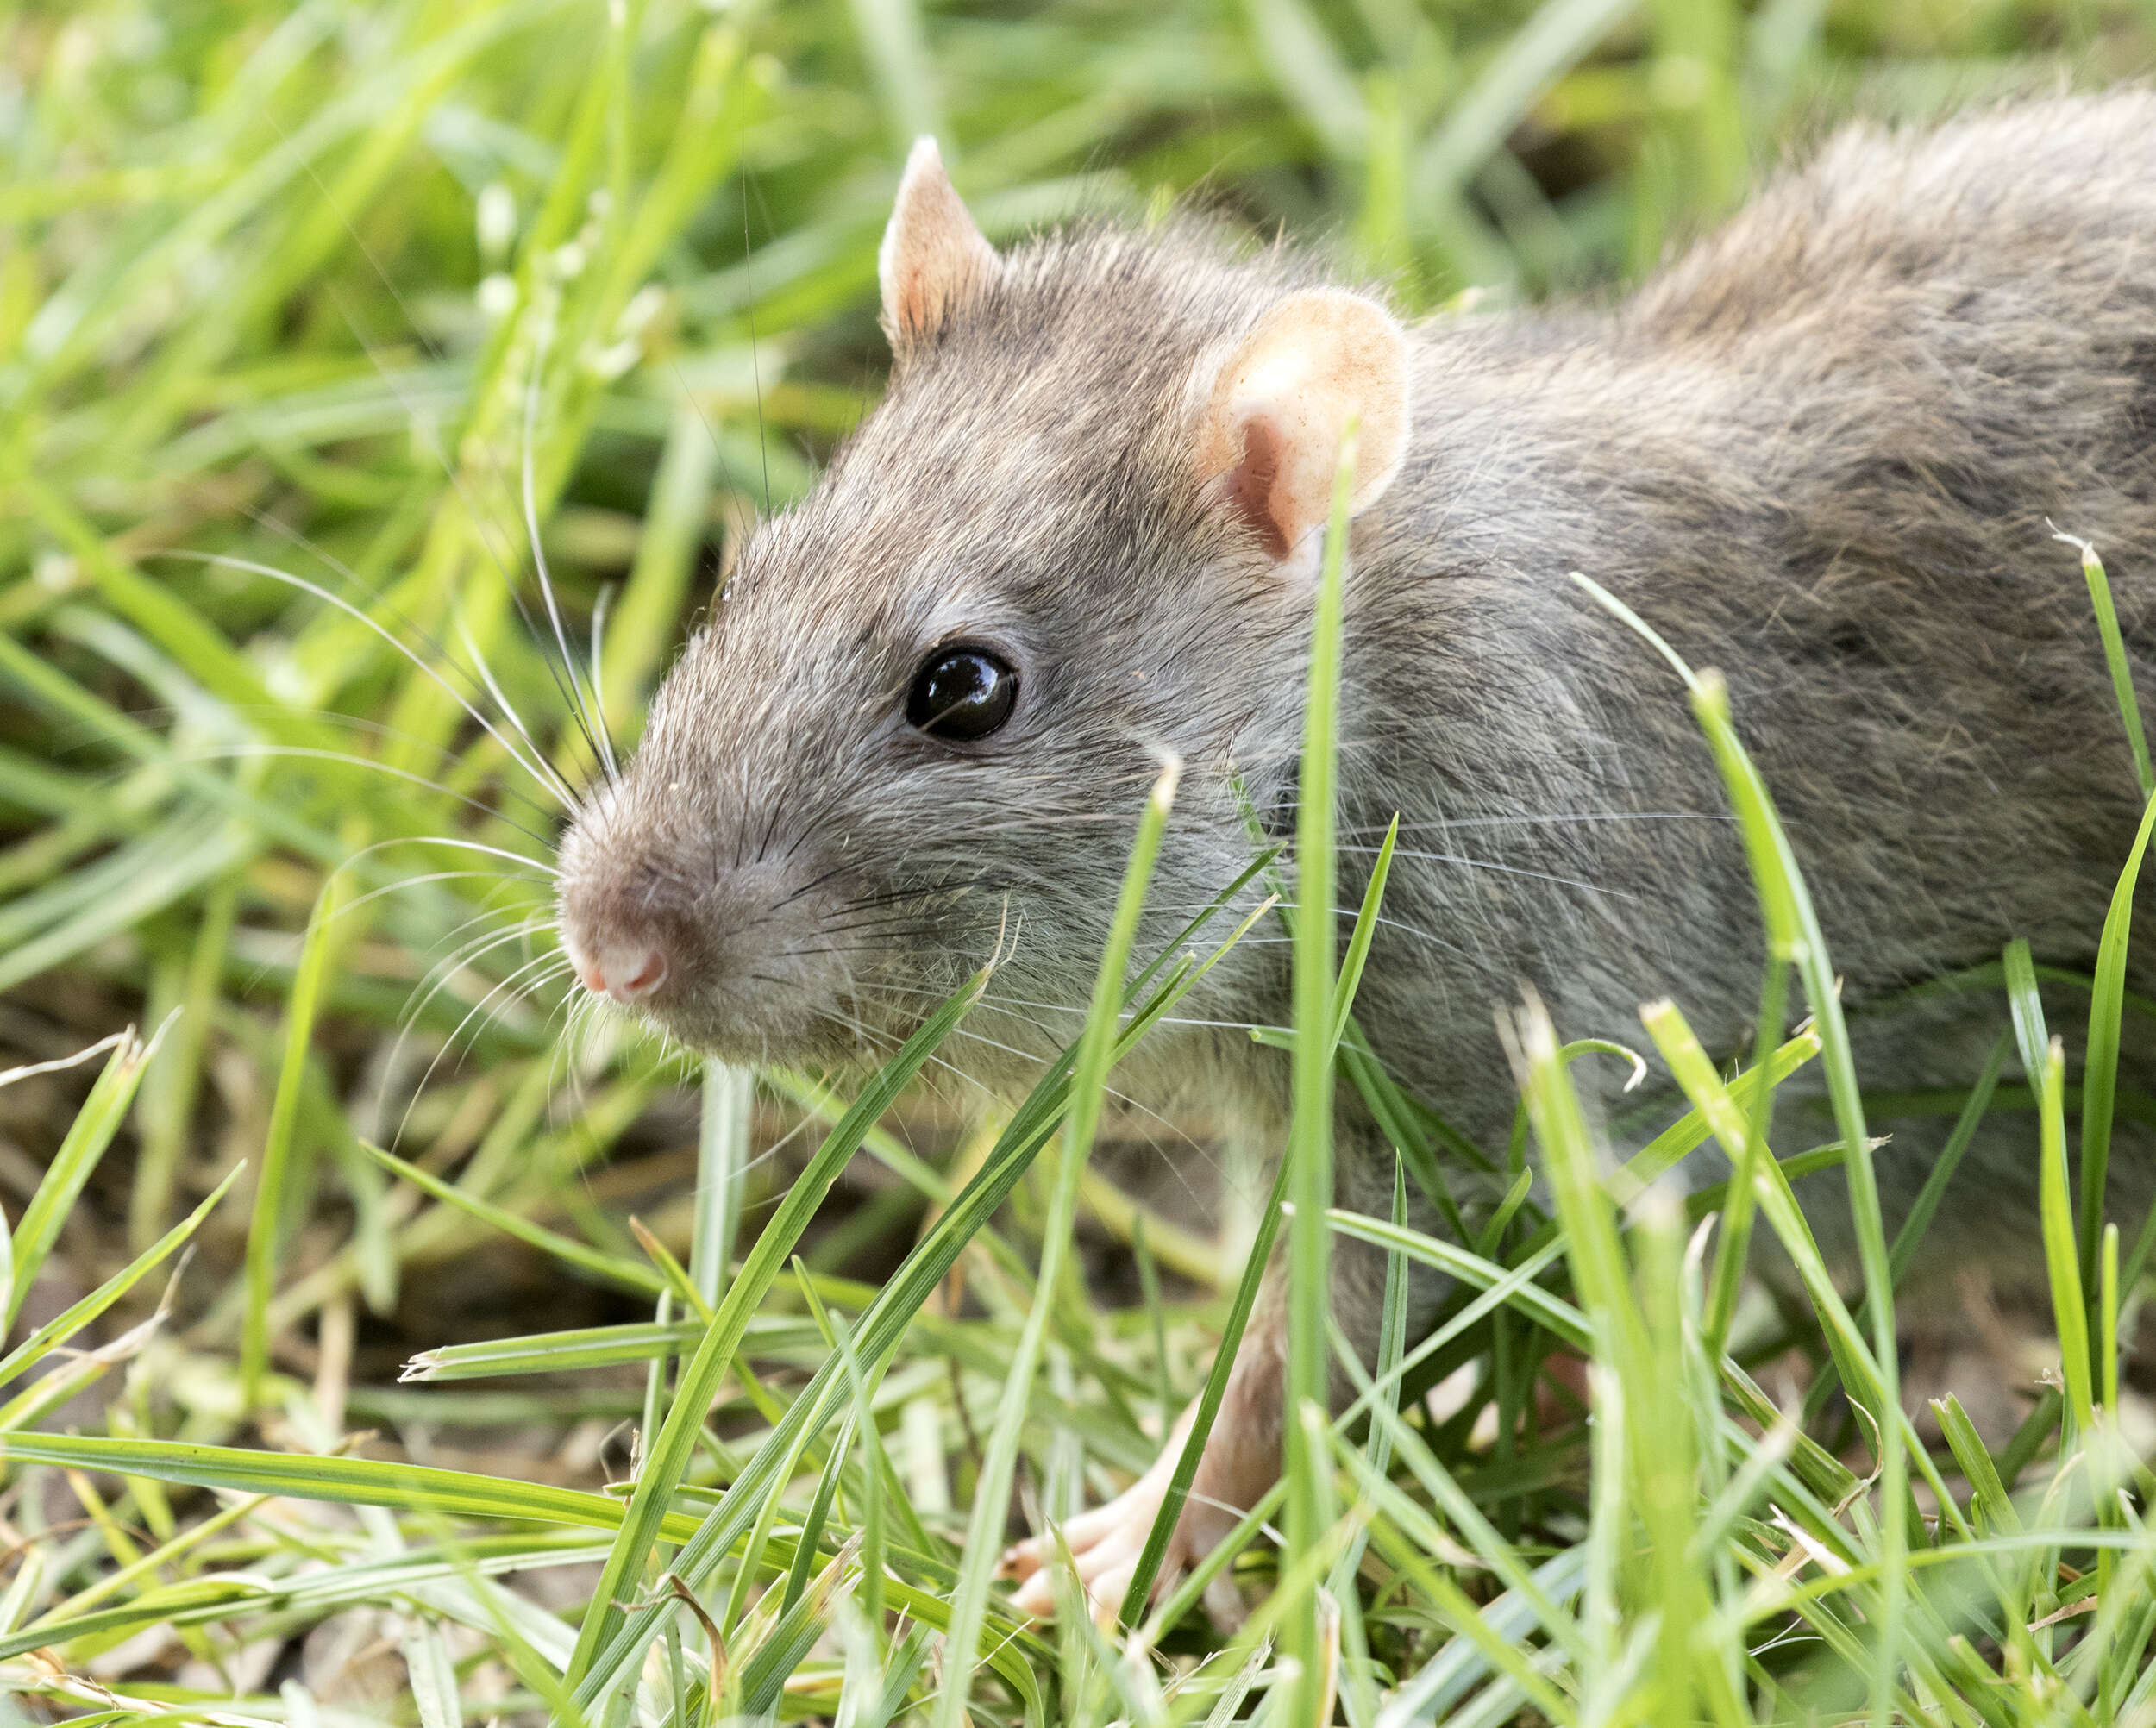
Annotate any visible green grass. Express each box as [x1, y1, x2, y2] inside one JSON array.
[[6, 0, 2156, 1723]]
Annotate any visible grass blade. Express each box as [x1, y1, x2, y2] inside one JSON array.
[[2036, 1035, 2094, 1437], [363, 1143, 667, 1299], [8, 1029, 158, 1331], [563, 963, 987, 1691], [573, 909, 1256, 1706], [1576, 572, 1905, 1725], [1283, 421, 1357, 1725], [2078, 791, 2156, 1313], [242, 872, 348, 1405], [0, 1161, 241, 1387], [934, 758, 1178, 1728], [694, 1060, 755, 1305], [0, 1432, 696, 1551], [1886, 1028, 2011, 1287], [1117, 1155, 1293, 1625], [2056, 530, 2153, 800], [399, 1321, 706, 1382]]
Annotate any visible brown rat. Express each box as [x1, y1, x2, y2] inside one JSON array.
[[556, 97, 2156, 1617]]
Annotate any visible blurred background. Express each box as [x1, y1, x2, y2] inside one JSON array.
[[2, 0, 2155, 1706]]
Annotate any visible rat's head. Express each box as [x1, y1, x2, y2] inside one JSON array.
[[555, 140, 1412, 1075]]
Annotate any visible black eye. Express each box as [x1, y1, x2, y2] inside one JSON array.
[[906, 647, 1018, 741]]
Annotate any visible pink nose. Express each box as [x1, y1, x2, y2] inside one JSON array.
[[577, 942, 669, 1005]]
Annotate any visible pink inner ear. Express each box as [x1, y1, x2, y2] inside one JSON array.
[[1226, 413, 1291, 561], [892, 279, 937, 338]]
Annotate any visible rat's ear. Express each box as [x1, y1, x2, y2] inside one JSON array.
[[879, 137, 1000, 352], [1194, 289, 1411, 567]]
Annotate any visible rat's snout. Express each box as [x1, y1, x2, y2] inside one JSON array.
[[555, 856, 698, 1016], [573, 937, 669, 1005], [555, 784, 864, 1061], [557, 892, 680, 1009]]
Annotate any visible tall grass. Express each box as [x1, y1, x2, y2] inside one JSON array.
[[3, 0, 2156, 1723]]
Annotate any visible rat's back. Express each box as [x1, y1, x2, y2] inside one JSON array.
[[1376, 92, 2156, 1010], [1353, 92, 2156, 1280], [1633, 92, 2156, 354], [1633, 91, 2156, 982]]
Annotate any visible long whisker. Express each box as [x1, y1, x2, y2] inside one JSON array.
[[520, 346, 614, 783], [467, 952, 580, 1055], [422, 897, 554, 973], [227, 498, 576, 830], [900, 1012, 1239, 1213], [393, 949, 577, 1147], [412, 939, 567, 1071], [338, 869, 547, 923], [1334, 844, 1642, 902], [669, 358, 755, 567], [589, 579, 619, 770], [166, 550, 579, 810], [850, 976, 1280, 1049], [1139, 898, 1477, 961], [326, 154, 649, 760], [341, 834, 560, 880], [311, 272, 605, 791], [1333, 810, 1730, 835], [403, 917, 556, 1035], [448, 613, 580, 811], [177, 744, 558, 853], [740, 112, 773, 517], [173, 698, 566, 830]]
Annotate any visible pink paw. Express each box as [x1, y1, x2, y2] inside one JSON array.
[[999, 1411, 1255, 1629], [1000, 1443, 1183, 1622]]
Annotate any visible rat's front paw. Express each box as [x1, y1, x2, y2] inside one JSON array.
[[1000, 1405, 1269, 1630], [1000, 1436, 1188, 1624], [1003, 1331, 1285, 1626]]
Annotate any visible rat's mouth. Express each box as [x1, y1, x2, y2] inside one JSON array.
[[651, 1006, 875, 1067], [586, 968, 922, 1072]]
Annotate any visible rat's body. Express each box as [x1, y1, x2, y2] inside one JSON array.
[[558, 94, 2156, 1612]]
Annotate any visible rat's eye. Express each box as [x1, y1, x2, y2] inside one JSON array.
[[906, 646, 1018, 741]]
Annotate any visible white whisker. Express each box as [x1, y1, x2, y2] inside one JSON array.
[[168, 550, 578, 810]]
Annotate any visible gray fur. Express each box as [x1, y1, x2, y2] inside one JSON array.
[[559, 94, 2156, 1508]]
